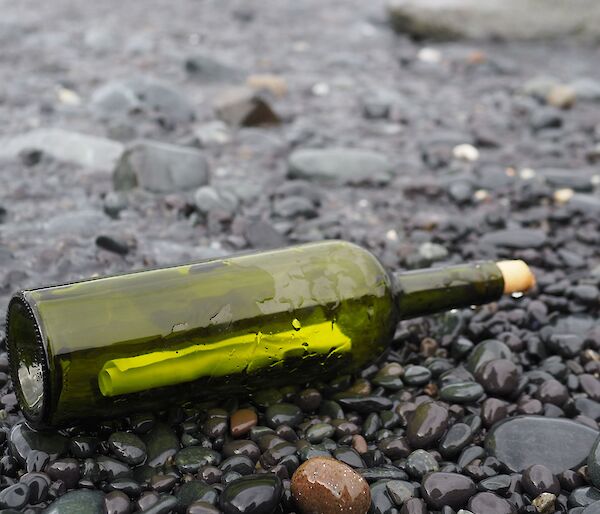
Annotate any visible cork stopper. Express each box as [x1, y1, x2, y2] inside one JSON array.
[[496, 260, 536, 294]]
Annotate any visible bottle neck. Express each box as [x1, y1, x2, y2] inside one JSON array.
[[392, 261, 504, 320]]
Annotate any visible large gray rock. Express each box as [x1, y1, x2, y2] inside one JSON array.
[[0, 128, 124, 172], [113, 141, 210, 193], [288, 148, 394, 186], [387, 0, 600, 41]]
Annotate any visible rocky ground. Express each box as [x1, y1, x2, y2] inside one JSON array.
[[0, 0, 600, 513]]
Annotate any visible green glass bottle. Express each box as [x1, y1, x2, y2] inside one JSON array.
[[6, 240, 534, 427]]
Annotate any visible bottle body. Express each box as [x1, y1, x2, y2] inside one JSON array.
[[7, 241, 397, 427]]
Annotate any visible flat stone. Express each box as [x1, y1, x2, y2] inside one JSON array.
[[43, 490, 106, 514], [485, 416, 598, 473], [288, 148, 394, 186], [0, 128, 124, 171], [387, 0, 600, 41], [220, 474, 282, 514], [113, 140, 209, 193], [422, 472, 477, 510]]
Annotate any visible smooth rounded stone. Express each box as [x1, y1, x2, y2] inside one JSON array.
[[223, 440, 261, 463], [466, 340, 512, 374], [70, 437, 98, 459], [43, 490, 106, 514], [109, 432, 147, 465], [369, 480, 396, 514], [0, 483, 29, 510], [476, 359, 520, 396], [587, 434, 600, 489], [220, 474, 282, 514], [265, 403, 303, 429], [21, 472, 50, 504], [143, 423, 179, 467], [406, 450, 439, 479], [522, 464, 560, 496], [400, 497, 427, 514], [296, 388, 322, 412], [47, 458, 80, 489], [306, 423, 335, 444], [583, 501, 600, 514], [440, 423, 473, 458], [581, 375, 600, 402], [175, 481, 218, 512], [357, 466, 409, 483], [333, 447, 365, 468], [230, 409, 258, 438], [485, 416, 598, 473], [175, 447, 221, 474], [105, 490, 131, 514], [27, 450, 50, 472], [535, 379, 569, 406], [140, 495, 179, 514], [569, 487, 600, 508], [9, 422, 68, 465], [106, 477, 142, 498], [422, 472, 477, 510], [378, 437, 411, 460], [407, 402, 449, 448], [187, 501, 221, 514], [468, 492, 515, 514], [220, 455, 255, 476], [478, 474, 512, 496], [458, 445, 486, 469], [291, 457, 370, 513], [194, 186, 239, 217], [482, 398, 509, 428], [440, 382, 484, 403], [150, 474, 176, 493], [136, 491, 160, 511], [97, 456, 133, 481], [288, 148, 393, 186], [337, 396, 393, 414], [403, 366, 432, 386], [386, 480, 418, 505]]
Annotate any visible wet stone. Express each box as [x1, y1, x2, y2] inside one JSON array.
[[370, 480, 396, 514], [485, 416, 598, 473], [97, 456, 133, 481], [403, 366, 432, 386], [306, 423, 335, 443], [20, 472, 50, 504], [230, 409, 258, 438], [386, 480, 417, 505], [466, 340, 512, 374], [440, 423, 473, 458], [175, 481, 218, 511], [220, 455, 255, 476], [478, 474, 512, 496], [407, 402, 449, 448], [291, 457, 370, 513], [587, 434, 600, 489], [476, 359, 520, 397], [439, 382, 484, 403], [220, 474, 282, 514], [106, 477, 142, 498], [104, 490, 131, 514], [584, 501, 600, 514], [0, 483, 29, 510], [9, 422, 68, 465], [109, 432, 147, 465], [44, 489, 106, 514], [144, 424, 179, 467], [223, 440, 260, 463], [358, 466, 409, 483], [188, 501, 221, 514], [535, 379, 569, 406], [422, 472, 477, 510], [175, 447, 221, 474], [569, 487, 600, 508], [531, 492, 556, 513], [337, 396, 393, 414], [47, 458, 80, 489], [406, 450, 439, 479], [265, 403, 303, 428], [468, 492, 515, 514], [333, 447, 365, 468], [522, 464, 560, 496]]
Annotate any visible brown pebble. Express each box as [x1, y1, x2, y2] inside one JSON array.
[[351, 434, 368, 454], [291, 457, 371, 514], [420, 338, 438, 357], [230, 408, 258, 437]]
